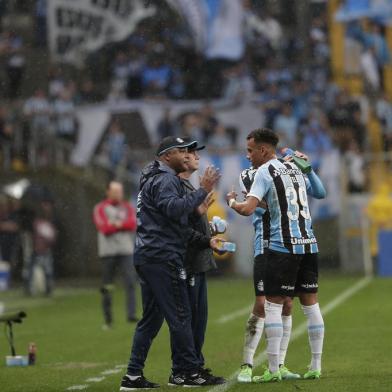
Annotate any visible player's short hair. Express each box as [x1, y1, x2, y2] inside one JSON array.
[[247, 128, 279, 147]]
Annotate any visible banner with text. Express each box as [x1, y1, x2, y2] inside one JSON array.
[[47, 0, 155, 65]]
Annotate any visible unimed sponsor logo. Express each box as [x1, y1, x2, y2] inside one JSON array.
[[291, 237, 317, 245]]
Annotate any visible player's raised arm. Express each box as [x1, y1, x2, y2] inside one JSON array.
[[305, 170, 327, 199]]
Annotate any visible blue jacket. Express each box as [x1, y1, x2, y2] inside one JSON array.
[[134, 161, 207, 266]]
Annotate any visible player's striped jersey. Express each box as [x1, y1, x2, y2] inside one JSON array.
[[248, 158, 318, 254], [252, 207, 270, 257]]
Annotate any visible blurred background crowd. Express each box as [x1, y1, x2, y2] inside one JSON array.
[[1, 0, 392, 291]]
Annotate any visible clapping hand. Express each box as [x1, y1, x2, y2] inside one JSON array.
[[197, 191, 215, 215], [200, 166, 220, 193]]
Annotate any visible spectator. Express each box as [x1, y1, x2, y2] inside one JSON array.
[[23, 88, 51, 138], [360, 46, 380, 94], [301, 114, 333, 169], [111, 51, 131, 99], [376, 93, 392, 151], [345, 140, 366, 193], [259, 83, 281, 129], [4, 31, 25, 99], [0, 195, 19, 266], [79, 79, 102, 104], [222, 62, 254, 102], [27, 201, 57, 296], [48, 67, 66, 99], [199, 104, 218, 141], [93, 181, 138, 328], [35, 0, 47, 47], [208, 124, 232, 154], [142, 52, 172, 97], [273, 102, 298, 147], [0, 115, 14, 168], [182, 113, 203, 141], [52, 90, 78, 144], [125, 46, 144, 99], [365, 23, 390, 68], [104, 120, 127, 175], [157, 108, 175, 139]]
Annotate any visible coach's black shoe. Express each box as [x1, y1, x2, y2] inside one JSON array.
[[199, 368, 226, 384], [120, 374, 160, 390], [168, 373, 185, 386], [181, 371, 226, 386]]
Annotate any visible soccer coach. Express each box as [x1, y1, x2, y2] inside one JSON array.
[[120, 137, 220, 391]]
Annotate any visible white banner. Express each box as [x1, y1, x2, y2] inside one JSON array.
[[166, 0, 245, 60], [47, 0, 155, 66]]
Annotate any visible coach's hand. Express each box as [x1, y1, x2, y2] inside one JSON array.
[[197, 191, 215, 215], [210, 237, 227, 255], [200, 166, 220, 193]]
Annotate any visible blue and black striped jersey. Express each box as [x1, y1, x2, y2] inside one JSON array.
[[248, 158, 318, 254]]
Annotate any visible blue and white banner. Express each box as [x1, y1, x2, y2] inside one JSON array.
[[47, 0, 156, 65], [336, 0, 392, 24], [166, 0, 245, 60]]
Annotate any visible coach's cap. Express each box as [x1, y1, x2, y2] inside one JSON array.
[[181, 136, 206, 151], [156, 136, 197, 156]]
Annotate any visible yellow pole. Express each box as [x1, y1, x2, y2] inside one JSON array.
[[328, 0, 345, 87], [384, 26, 392, 100]]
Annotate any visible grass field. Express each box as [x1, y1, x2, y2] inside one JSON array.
[[0, 274, 391, 392]]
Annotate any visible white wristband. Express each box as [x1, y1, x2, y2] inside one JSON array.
[[229, 198, 236, 208]]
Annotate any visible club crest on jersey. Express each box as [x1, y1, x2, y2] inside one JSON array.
[[189, 276, 195, 287]]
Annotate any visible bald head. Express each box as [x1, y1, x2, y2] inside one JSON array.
[[107, 181, 124, 203]]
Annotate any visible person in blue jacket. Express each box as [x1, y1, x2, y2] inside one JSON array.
[[120, 136, 223, 391]]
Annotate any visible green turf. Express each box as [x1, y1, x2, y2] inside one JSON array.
[[0, 275, 391, 391]]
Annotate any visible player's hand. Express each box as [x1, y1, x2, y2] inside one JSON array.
[[200, 166, 220, 193], [209, 237, 227, 255], [226, 189, 237, 206], [197, 191, 215, 215], [259, 199, 267, 209], [114, 220, 122, 228], [294, 150, 309, 161]]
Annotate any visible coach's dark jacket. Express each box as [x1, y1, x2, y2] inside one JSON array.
[[182, 179, 217, 275], [134, 160, 208, 266]]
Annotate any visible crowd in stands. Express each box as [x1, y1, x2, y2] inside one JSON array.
[[0, 0, 391, 195], [0, 185, 57, 295]]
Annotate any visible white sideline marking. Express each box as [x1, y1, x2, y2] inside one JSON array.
[[101, 368, 122, 375], [115, 364, 127, 369], [66, 386, 88, 391], [85, 377, 105, 383], [216, 305, 253, 324], [208, 276, 372, 392]]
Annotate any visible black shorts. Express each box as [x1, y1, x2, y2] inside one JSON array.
[[253, 253, 267, 296], [264, 249, 319, 297]]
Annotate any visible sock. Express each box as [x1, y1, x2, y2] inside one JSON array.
[[243, 313, 264, 366], [264, 301, 283, 373], [126, 374, 141, 380], [302, 303, 324, 372], [279, 315, 292, 366]]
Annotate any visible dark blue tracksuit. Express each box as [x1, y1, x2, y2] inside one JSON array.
[[127, 161, 208, 376], [181, 179, 217, 369]]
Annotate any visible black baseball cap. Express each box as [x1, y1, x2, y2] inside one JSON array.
[[156, 136, 198, 156], [181, 136, 205, 152]]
